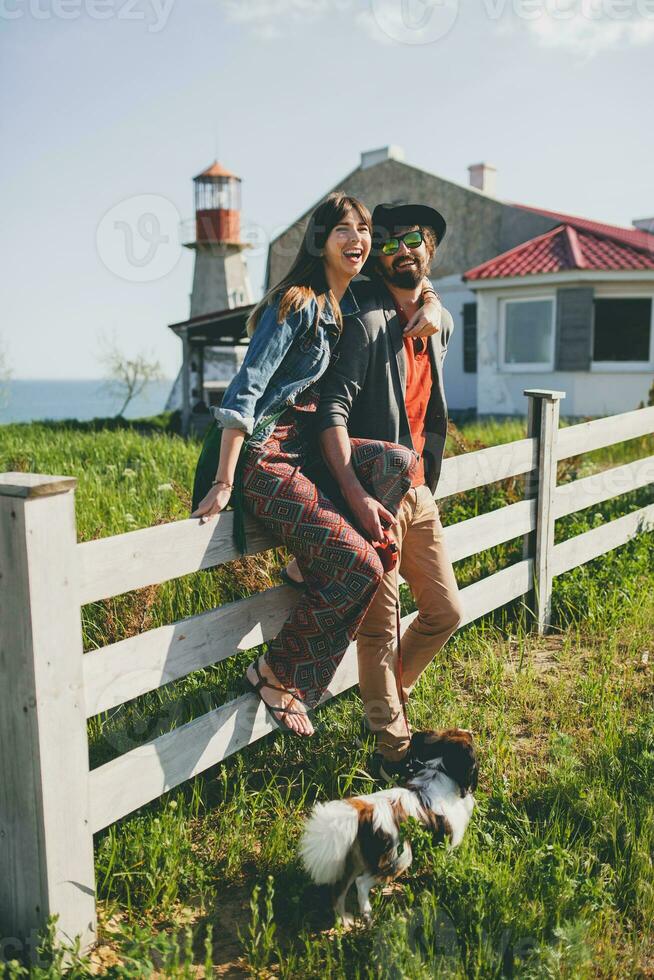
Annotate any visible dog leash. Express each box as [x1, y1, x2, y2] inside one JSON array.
[[375, 532, 411, 742], [395, 594, 411, 741]]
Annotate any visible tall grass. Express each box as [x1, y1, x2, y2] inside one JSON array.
[[0, 414, 652, 977]]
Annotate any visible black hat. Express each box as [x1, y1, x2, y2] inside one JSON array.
[[371, 202, 447, 249]]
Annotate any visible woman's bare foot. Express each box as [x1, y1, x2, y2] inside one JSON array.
[[245, 655, 314, 736], [284, 557, 305, 585]]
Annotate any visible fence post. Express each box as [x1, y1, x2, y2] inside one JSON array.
[[181, 331, 191, 437], [522, 389, 565, 635], [0, 474, 96, 963]]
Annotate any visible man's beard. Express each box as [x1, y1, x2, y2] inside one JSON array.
[[379, 250, 429, 289]]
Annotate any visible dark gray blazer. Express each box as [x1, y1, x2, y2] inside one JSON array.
[[316, 279, 453, 496]]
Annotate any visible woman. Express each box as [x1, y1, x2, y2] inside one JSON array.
[[191, 192, 433, 736]]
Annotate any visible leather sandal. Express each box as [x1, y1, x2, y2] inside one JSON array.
[[243, 657, 313, 735]]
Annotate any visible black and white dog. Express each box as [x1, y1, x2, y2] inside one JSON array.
[[300, 729, 478, 925]]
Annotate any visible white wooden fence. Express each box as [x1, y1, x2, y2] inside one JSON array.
[[1, 389, 653, 958]]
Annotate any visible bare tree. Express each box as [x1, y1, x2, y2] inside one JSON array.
[[99, 333, 164, 418]]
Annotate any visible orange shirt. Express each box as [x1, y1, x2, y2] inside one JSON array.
[[395, 302, 433, 488]]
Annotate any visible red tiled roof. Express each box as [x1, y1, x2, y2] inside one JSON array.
[[464, 223, 654, 281], [515, 204, 654, 252]]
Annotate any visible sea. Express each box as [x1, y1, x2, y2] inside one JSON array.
[[0, 379, 174, 425]]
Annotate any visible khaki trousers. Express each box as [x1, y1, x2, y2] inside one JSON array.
[[357, 483, 464, 761]]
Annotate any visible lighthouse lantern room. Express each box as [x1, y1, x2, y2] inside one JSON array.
[[193, 161, 243, 244]]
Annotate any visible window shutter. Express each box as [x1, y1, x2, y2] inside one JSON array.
[[555, 287, 593, 371], [463, 302, 477, 373]]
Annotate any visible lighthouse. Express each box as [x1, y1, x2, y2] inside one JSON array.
[[186, 161, 253, 315], [166, 162, 254, 434]]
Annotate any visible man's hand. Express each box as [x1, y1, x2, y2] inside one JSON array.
[[319, 426, 398, 543], [346, 487, 399, 544], [404, 295, 442, 339]]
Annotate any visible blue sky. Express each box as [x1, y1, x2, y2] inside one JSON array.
[[2, 0, 653, 379]]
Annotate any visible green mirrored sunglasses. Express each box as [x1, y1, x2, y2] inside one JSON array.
[[380, 229, 423, 256]]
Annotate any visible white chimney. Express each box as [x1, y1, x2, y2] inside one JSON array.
[[632, 216, 654, 233], [360, 145, 406, 170], [468, 162, 497, 197]]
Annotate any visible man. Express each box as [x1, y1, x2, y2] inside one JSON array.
[[316, 202, 464, 783]]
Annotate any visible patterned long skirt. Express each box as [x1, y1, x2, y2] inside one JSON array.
[[240, 384, 418, 709]]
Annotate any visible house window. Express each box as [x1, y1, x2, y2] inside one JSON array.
[[593, 298, 652, 363], [501, 297, 555, 371], [463, 302, 477, 373]]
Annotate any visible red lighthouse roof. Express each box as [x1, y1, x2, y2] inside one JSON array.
[[194, 161, 239, 181]]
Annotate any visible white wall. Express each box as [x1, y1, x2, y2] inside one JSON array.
[[190, 246, 253, 318], [476, 280, 654, 417], [432, 274, 478, 411]]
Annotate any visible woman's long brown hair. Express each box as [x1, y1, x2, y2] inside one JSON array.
[[246, 191, 372, 338]]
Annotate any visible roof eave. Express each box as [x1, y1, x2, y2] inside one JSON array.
[[465, 269, 654, 289]]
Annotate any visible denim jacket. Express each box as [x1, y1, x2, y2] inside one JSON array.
[[213, 286, 360, 447]]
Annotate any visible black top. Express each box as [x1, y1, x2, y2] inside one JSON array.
[[316, 279, 453, 496]]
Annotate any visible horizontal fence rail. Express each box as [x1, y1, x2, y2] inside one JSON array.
[[552, 502, 654, 577], [83, 586, 293, 717], [554, 455, 654, 518], [77, 513, 277, 606], [557, 405, 654, 460], [435, 437, 537, 499], [2, 390, 653, 957]]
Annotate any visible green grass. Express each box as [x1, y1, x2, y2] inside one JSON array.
[[1, 414, 653, 978]]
